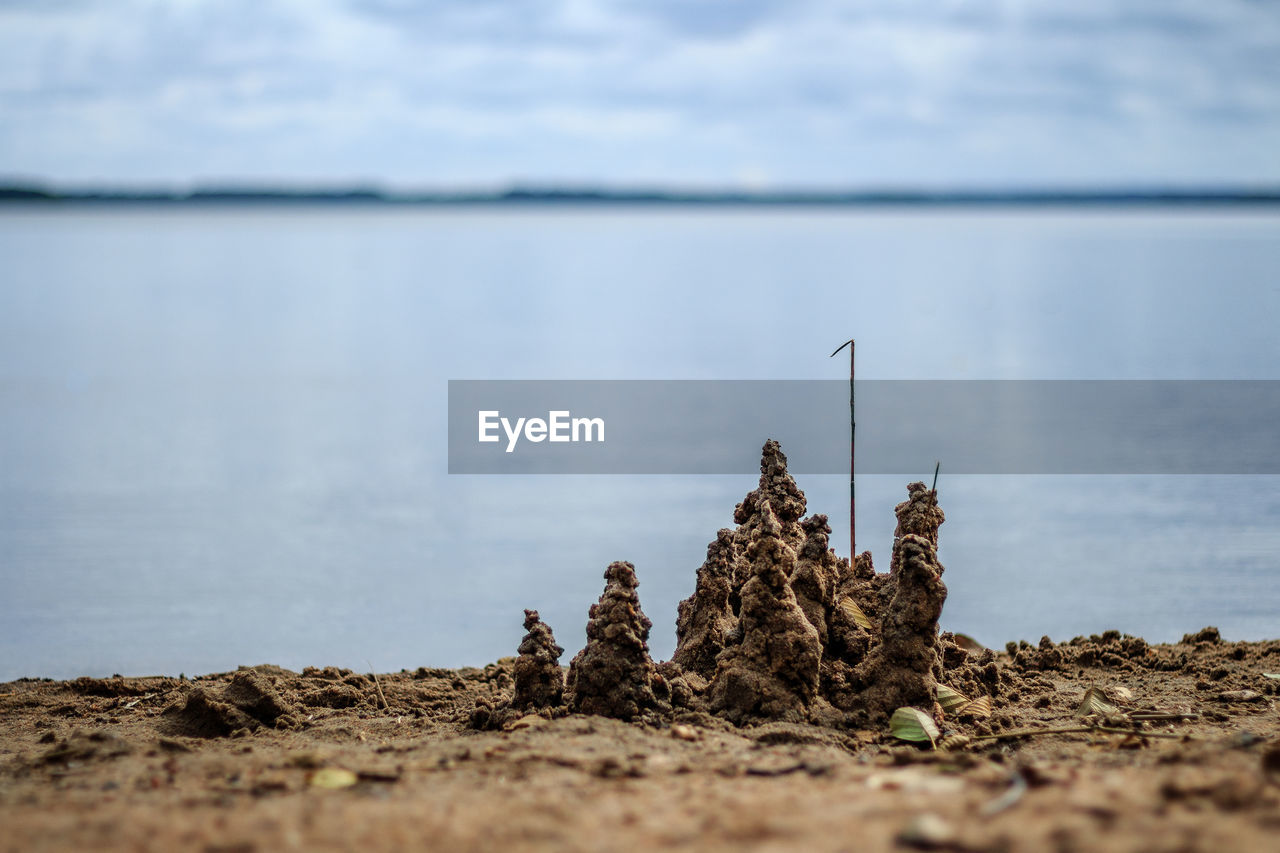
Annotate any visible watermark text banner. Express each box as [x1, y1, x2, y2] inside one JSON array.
[[447, 380, 1280, 474]]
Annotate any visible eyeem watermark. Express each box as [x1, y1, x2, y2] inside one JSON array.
[[450, 380, 1280, 474], [478, 410, 605, 453]]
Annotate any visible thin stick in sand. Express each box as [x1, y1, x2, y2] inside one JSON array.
[[367, 661, 389, 711], [829, 338, 855, 557]]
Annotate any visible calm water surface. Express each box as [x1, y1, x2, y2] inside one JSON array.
[[1, 206, 1278, 680]]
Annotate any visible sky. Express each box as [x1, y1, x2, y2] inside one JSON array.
[[1, 0, 1279, 188]]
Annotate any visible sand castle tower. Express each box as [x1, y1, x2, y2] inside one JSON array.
[[709, 500, 822, 724], [513, 609, 565, 710], [889, 481, 945, 575], [733, 439, 808, 556], [855, 534, 948, 722], [565, 561, 658, 720], [672, 528, 738, 681], [790, 513, 841, 647]]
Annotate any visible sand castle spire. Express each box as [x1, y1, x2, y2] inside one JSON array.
[[855, 533, 948, 722], [513, 609, 565, 711], [709, 499, 821, 724], [672, 528, 739, 680], [889, 481, 945, 575], [733, 439, 807, 554], [565, 560, 658, 720], [790, 513, 840, 647]]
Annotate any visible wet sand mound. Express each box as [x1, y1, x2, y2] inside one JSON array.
[[160, 669, 299, 738]]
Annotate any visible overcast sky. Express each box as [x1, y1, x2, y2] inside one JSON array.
[[2, 0, 1278, 188]]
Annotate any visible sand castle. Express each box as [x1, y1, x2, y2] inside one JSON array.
[[564, 560, 659, 720], [512, 609, 564, 711], [494, 439, 967, 729]]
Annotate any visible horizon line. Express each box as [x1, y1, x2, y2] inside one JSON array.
[[3, 181, 1280, 207]]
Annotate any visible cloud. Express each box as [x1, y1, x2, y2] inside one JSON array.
[[618, 0, 797, 40], [1, 0, 1277, 185]]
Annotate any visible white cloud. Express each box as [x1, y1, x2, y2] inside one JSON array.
[[1, 0, 1277, 185]]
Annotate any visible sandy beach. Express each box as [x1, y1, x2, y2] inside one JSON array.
[[1, 632, 1278, 853]]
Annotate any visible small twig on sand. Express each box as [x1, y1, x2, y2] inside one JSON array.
[[971, 725, 1093, 741], [1091, 725, 1190, 740], [971, 723, 1194, 742], [367, 661, 389, 712]]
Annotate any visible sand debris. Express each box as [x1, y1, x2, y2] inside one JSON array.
[[160, 669, 299, 739], [37, 729, 133, 765]]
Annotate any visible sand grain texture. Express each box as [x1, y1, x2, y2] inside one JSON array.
[[3, 636, 1280, 853]]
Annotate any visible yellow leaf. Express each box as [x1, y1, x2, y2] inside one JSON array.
[[1076, 686, 1117, 718], [309, 767, 358, 789], [839, 597, 873, 631], [936, 684, 969, 713]]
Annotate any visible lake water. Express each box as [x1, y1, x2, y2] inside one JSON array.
[[2, 206, 1278, 681]]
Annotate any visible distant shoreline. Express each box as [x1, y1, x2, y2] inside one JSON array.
[[4, 185, 1280, 207]]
